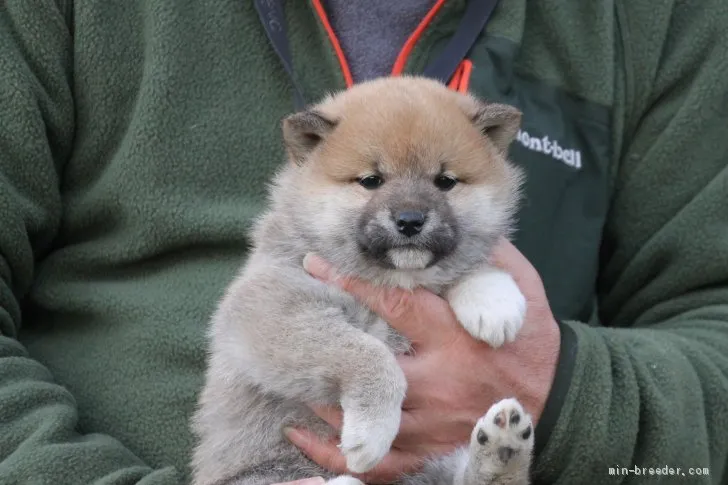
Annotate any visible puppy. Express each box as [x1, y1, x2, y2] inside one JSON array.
[[190, 76, 534, 485]]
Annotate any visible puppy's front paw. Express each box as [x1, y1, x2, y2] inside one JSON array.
[[338, 407, 400, 474], [469, 398, 534, 472], [446, 270, 526, 347]]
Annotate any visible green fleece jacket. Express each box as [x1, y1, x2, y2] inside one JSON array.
[[1, 0, 727, 483]]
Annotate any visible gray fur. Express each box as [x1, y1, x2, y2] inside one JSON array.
[[190, 77, 533, 485]]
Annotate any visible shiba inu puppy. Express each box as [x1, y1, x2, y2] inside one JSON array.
[[190, 76, 534, 485]]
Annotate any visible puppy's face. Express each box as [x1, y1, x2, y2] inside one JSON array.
[[280, 77, 522, 286]]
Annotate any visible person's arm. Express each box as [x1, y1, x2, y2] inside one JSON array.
[[531, 2, 728, 483], [0, 2, 180, 483]]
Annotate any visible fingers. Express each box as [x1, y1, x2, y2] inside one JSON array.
[[303, 253, 457, 346], [303, 253, 416, 320], [283, 427, 422, 484], [283, 426, 347, 472]]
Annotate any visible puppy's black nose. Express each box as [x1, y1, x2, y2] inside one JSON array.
[[395, 211, 426, 237]]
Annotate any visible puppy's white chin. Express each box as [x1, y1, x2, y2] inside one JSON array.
[[387, 248, 433, 270]]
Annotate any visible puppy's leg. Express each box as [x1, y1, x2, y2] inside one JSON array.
[[210, 277, 407, 476], [290, 309, 406, 474], [458, 398, 534, 485], [445, 265, 526, 347]]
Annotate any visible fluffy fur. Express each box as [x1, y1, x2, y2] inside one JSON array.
[[190, 76, 534, 485]]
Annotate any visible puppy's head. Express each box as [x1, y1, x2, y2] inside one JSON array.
[[277, 76, 523, 288]]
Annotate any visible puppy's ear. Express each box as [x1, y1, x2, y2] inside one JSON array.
[[460, 97, 522, 154], [281, 110, 337, 165]]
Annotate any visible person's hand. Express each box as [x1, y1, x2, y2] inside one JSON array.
[[283, 238, 561, 484]]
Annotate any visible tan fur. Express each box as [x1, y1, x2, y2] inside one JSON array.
[[190, 76, 533, 485], [309, 80, 508, 184]]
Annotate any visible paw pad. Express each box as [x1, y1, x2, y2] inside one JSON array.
[[493, 406, 524, 430], [498, 446, 515, 462], [494, 410, 507, 429], [467, 398, 535, 475], [471, 399, 534, 451]]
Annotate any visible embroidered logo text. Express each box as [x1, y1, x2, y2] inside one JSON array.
[[515, 129, 582, 170]]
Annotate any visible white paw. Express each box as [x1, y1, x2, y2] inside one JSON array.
[[446, 270, 526, 347], [338, 408, 400, 474], [326, 476, 365, 485], [470, 398, 534, 465]]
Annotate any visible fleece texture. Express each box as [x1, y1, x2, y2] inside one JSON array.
[[0, 0, 727, 484]]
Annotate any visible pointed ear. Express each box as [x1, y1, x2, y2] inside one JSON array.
[[461, 97, 522, 154], [281, 110, 337, 165]]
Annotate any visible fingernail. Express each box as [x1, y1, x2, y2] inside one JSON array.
[[303, 253, 334, 280], [282, 426, 298, 442]]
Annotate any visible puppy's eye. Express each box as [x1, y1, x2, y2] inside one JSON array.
[[434, 175, 458, 191], [359, 175, 384, 189]]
